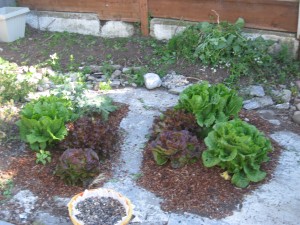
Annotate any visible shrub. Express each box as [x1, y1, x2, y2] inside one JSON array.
[[0, 57, 35, 103], [202, 119, 273, 188], [175, 82, 243, 129], [55, 148, 101, 185], [150, 130, 202, 168], [16, 95, 76, 151]]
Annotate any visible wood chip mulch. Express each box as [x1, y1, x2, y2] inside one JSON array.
[[137, 110, 281, 219], [0, 104, 129, 219]]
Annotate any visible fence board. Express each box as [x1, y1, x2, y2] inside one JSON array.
[[18, 0, 299, 33], [18, 0, 141, 22], [148, 0, 298, 32]]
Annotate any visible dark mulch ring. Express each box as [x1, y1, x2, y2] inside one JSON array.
[[137, 109, 281, 219], [0, 104, 129, 219]]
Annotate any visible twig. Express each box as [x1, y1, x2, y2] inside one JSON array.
[[211, 10, 220, 24]]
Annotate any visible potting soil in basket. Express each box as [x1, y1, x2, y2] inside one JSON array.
[[68, 188, 133, 225]]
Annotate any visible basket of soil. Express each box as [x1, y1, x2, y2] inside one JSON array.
[[68, 188, 133, 225]]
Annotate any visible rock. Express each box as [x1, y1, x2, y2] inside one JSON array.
[[87, 75, 96, 81], [37, 86, 44, 92], [281, 89, 292, 103], [268, 119, 281, 126], [122, 67, 130, 73], [296, 103, 300, 111], [161, 74, 189, 89], [112, 65, 122, 70], [111, 70, 122, 79], [143, 73, 162, 90], [272, 89, 292, 103], [110, 80, 121, 87], [294, 98, 300, 104], [0, 48, 3, 52], [131, 83, 137, 88], [243, 96, 274, 110], [168, 84, 192, 95], [274, 103, 290, 110], [247, 85, 265, 97], [89, 65, 102, 73], [292, 111, 300, 125], [295, 81, 300, 90]]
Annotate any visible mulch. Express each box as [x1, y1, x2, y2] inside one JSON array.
[[137, 109, 281, 219]]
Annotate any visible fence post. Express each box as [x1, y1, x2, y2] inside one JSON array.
[[297, 0, 300, 39], [139, 0, 149, 36]]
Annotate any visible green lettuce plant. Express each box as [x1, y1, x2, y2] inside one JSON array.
[[16, 95, 76, 151], [202, 119, 273, 188], [175, 82, 243, 129], [55, 148, 101, 185], [150, 130, 202, 168]]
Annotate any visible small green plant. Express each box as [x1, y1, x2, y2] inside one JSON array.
[[150, 130, 202, 168], [55, 148, 101, 185], [47, 53, 61, 71], [125, 67, 147, 86], [0, 179, 14, 201], [99, 81, 112, 91], [67, 54, 79, 71], [36, 150, 52, 165], [16, 95, 76, 151], [175, 82, 243, 130], [101, 61, 114, 79], [202, 119, 273, 188]]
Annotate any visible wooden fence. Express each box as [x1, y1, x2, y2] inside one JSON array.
[[18, 0, 299, 36]]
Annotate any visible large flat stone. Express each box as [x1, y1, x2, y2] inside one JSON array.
[[26, 11, 101, 36]]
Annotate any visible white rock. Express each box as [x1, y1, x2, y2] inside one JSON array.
[[243, 96, 274, 110], [292, 111, 300, 125], [296, 103, 300, 111], [247, 85, 265, 97], [143, 73, 162, 90], [274, 103, 290, 110]]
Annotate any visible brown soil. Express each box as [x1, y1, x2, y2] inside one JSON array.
[[137, 110, 281, 219]]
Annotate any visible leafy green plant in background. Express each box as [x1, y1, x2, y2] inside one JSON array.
[[202, 119, 273, 188], [125, 67, 148, 86], [175, 82, 243, 130], [16, 95, 76, 151], [55, 148, 101, 185], [166, 18, 300, 85], [150, 130, 202, 168], [36, 150, 52, 165]]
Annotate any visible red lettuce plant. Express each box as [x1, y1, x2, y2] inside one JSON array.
[[150, 130, 202, 168], [59, 115, 118, 160], [55, 148, 101, 185]]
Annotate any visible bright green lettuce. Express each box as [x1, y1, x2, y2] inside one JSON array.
[[16, 95, 76, 151], [175, 82, 243, 129], [202, 119, 273, 188]]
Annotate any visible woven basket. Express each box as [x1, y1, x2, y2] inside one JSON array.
[[68, 188, 133, 225]]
